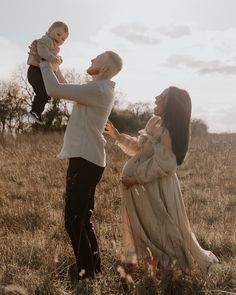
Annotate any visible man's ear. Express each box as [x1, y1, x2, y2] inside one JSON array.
[[101, 65, 109, 73]]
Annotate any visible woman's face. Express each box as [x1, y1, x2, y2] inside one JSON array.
[[154, 88, 169, 116]]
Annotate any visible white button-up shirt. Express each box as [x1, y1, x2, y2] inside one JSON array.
[[40, 62, 115, 167]]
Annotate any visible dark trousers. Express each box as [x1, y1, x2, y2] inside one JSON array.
[[65, 157, 104, 280], [27, 65, 51, 116]]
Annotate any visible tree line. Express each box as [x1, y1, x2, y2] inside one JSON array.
[[0, 66, 208, 136]]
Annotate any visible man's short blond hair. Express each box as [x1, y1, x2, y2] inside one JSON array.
[[105, 51, 123, 75], [49, 21, 69, 34]]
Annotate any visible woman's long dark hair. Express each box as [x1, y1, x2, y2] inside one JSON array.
[[162, 86, 192, 165]]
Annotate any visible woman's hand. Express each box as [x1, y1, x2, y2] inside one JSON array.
[[104, 121, 120, 140], [121, 176, 138, 189]]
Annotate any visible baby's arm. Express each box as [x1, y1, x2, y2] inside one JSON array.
[[37, 38, 59, 63]]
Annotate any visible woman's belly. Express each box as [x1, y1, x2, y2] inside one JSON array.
[[122, 155, 142, 176], [122, 142, 154, 177]]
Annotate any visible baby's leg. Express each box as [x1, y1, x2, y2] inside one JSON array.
[[27, 65, 50, 116]]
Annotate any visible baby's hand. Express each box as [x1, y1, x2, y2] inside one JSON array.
[[28, 40, 38, 55]]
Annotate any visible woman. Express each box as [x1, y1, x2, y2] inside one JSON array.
[[104, 86, 218, 277]]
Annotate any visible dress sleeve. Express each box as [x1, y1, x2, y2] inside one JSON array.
[[116, 134, 140, 156], [133, 141, 177, 183]]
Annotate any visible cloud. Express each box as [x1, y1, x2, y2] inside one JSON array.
[[111, 23, 160, 45], [209, 106, 236, 132], [220, 105, 236, 125], [112, 23, 148, 35], [164, 55, 207, 68], [193, 105, 236, 133], [111, 23, 192, 45], [157, 24, 191, 38], [124, 32, 160, 45], [164, 54, 236, 76], [164, 54, 220, 68], [198, 66, 236, 75]]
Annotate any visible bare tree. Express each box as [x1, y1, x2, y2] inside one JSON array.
[[12, 65, 34, 107], [191, 119, 208, 137], [11, 65, 86, 130], [0, 81, 28, 133]]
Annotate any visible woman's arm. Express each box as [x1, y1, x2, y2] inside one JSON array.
[[104, 121, 140, 156]]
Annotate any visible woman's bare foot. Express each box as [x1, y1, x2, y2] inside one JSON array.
[[146, 257, 158, 278]]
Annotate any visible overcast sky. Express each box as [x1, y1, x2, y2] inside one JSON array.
[[1, 0, 236, 132]]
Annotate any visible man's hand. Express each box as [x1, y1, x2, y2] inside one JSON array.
[[50, 56, 63, 72], [121, 176, 138, 189], [51, 56, 62, 64]]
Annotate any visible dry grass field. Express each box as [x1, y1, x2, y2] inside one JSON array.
[[0, 132, 235, 295]]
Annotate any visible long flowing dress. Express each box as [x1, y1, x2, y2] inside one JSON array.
[[117, 116, 218, 273]]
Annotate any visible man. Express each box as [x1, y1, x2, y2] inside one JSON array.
[[39, 51, 123, 284]]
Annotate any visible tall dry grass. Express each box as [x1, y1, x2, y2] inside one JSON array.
[[0, 132, 235, 295]]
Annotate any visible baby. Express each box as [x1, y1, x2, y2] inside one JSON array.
[[27, 21, 69, 124]]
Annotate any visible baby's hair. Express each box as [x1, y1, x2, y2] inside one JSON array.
[[105, 51, 123, 74], [49, 21, 69, 34]]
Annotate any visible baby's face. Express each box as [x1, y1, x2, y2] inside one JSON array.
[[49, 26, 68, 46]]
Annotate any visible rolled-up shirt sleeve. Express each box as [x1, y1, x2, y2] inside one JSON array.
[[55, 68, 67, 83], [40, 61, 102, 106]]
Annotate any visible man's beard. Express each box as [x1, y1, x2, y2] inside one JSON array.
[[87, 66, 100, 76]]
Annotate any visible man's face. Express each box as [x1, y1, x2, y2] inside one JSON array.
[[87, 53, 107, 76], [49, 26, 68, 46]]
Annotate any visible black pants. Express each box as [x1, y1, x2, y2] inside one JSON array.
[[27, 65, 51, 116], [65, 157, 104, 280]]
